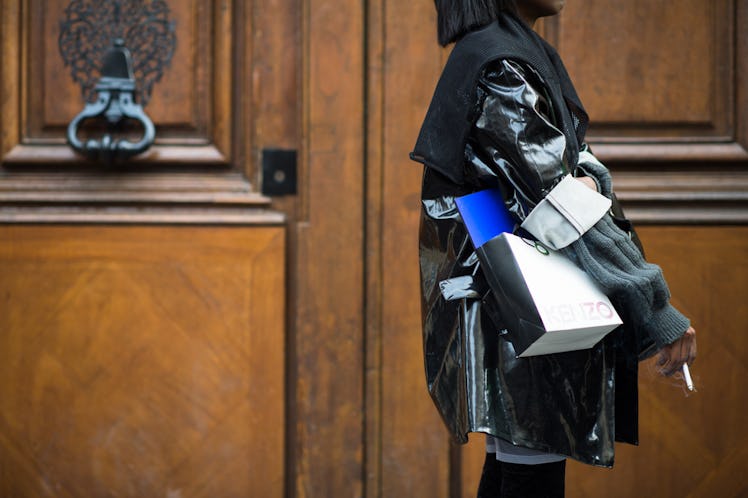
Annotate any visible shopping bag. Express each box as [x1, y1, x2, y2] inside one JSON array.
[[456, 189, 622, 357]]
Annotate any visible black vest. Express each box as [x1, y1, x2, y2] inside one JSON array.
[[411, 13, 588, 185]]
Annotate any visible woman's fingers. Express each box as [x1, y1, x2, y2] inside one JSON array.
[[657, 327, 697, 376]]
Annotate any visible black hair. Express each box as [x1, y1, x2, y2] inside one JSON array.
[[434, 0, 517, 46]]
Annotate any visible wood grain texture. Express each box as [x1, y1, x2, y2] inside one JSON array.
[[3, 1, 748, 497], [739, 0, 748, 155], [565, 226, 748, 498], [240, 0, 302, 492], [365, 0, 454, 497], [382, 4, 453, 498], [554, 0, 748, 163], [456, 226, 748, 498], [367, 2, 748, 498], [291, 0, 366, 496], [249, 0, 300, 304], [558, 0, 732, 135], [611, 169, 748, 224], [0, 225, 286, 498], [0, 0, 21, 159], [2, 0, 233, 165], [0, 0, 275, 212], [365, 0, 386, 495]]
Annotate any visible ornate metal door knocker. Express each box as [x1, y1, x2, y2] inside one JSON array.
[[58, 0, 176, 162]]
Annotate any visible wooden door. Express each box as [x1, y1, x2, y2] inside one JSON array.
[[4, 0, 747, 497], [365, 1, 748, 497], [0, 225, 286, 497], [1, 0, 369, 495], [0, 1, 294, 496]]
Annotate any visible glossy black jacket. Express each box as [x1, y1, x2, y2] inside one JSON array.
[[413, 15, 647, 467]]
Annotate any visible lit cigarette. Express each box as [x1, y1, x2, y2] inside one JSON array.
[[682, 364, 694, 391]]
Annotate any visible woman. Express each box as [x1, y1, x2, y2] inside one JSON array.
[[410, 1, 698, 496]]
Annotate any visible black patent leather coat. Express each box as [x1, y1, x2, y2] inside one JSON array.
[[417, 57, 642, 468]]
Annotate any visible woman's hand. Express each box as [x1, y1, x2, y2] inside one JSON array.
[[575, 175, 598, 192], [657, 326, 697, 376]]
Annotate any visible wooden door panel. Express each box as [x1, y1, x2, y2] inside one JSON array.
[[0, 225, 285, 497], [458, 226, 748, 498], [2, 0, 232, 164], [565, 226, 748, 498], [291, 0, 367, 496], [554, 0, 745, 160], [559, 2, 728, 132], [547, 0, 748, 225], [2, 0, 371, 495], [365, 0, 452, 496], [368, 1, 748, 497]]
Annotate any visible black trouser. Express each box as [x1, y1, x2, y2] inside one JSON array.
[[477, 452, 566, 498]]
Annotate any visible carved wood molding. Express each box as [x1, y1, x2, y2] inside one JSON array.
[[0, 171, 271, 206], [545, 0, 748, 225], [551, 0, 748, 164], [0, 0, 288, 224], [0, 206, 285, 224], [592, 143, 748, 162], [3, 144, 227, 164], [613, 169, 748, 224], [1, 0, 234, 167]]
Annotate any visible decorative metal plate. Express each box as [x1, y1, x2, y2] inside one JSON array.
[[58, 0, 176, 106]]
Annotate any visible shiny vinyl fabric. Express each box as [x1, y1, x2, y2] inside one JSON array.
[[420, 181, 631, 468], [417, 45, 640, 466]]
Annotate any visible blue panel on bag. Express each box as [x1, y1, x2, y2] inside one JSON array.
[[455, 188, 515, 248]]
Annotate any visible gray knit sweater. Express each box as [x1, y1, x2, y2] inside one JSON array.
[[566, 161, 690, 348]]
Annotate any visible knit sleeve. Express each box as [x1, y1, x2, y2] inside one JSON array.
[[467, 59, 690, 347], [560, 215, 690, 348]]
